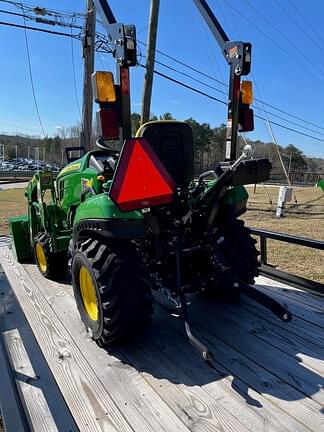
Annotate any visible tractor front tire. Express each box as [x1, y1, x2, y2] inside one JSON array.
[[71, 238, 152, 347], [34, 233, 68, 280]]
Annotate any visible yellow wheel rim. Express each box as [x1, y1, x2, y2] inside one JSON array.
[[79, 266, 98, 321], [35, 243, 47, 273]]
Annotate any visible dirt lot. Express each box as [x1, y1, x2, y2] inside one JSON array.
[[242, 185, 324, 282], [0, 185, 323, 282]]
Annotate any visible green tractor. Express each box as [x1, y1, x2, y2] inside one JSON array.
[[10, 0, 291, 360]]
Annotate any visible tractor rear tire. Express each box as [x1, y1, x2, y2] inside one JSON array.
[[71, 238, 153, 347], [221, 218, 260, 285], [205, 219, 259, 300], [34, 233, 68, 280]]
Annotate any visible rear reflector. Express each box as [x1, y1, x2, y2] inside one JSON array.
[[110, 138, 175, 211]]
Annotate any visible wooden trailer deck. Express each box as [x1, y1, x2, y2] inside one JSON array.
[[0, 241, 324, 432]]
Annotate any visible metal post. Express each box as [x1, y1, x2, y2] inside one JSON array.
[[141, 0, 160, 124], [80, 0, 96, 151], [260, 235, 267, 265], [0, 144, 4, 162], [288, 155, 292, 180], [35, 147, 39, 168], [15, 145, 18, 160], [225, 70, 241, 161]]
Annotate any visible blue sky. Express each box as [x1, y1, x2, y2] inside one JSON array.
[[0, 0, 323, 157]]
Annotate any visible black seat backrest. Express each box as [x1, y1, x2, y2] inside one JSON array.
[[136, 121, 194, 188]]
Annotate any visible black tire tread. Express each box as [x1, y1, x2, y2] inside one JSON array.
[[72, 239, 152, 346], [34, 232, 68, 280]]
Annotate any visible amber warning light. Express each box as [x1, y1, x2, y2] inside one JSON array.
[[109, 138, 175, 212]]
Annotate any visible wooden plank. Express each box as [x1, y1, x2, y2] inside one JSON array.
[[23, 263, 191, 432], [0, 271, 77, 432], [0, 338, 26, 432], [147, 312, 312, 432], [25, 259, 303, 432], [188, 296, 324, 407], [154, 304, 324, 432], [0, 246, 133, 432], [241, 294, 324, 350], [4, 328, 65, 432], [121, 327, 252, 432], [219, 302, 324, 376], [253, 283, 324, 329], [256, 276, 324, 313]]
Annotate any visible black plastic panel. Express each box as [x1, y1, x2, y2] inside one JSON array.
[[138, 122, 194, 188]]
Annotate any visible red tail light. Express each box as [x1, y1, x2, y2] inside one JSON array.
[[97, 108, 120, 140]]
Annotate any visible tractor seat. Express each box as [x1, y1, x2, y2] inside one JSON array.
[[136, 121, 194, 188]]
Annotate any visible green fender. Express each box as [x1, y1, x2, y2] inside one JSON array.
[[73, 193, 145, 241]]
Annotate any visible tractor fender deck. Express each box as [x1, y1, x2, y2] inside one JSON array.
[[73, 218, 146, 243]]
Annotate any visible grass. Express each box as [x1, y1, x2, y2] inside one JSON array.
[[0, 185, 323, 282], [0, 188, 27, 236], [242, 185, 324, 283]]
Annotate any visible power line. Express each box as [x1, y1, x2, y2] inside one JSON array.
[[222, 0, 324, 88], [286, 0, 324, 46], [138, 63, 324, 144], [243, 0, 324, 78], [0, 8, 83, 28], [4, 7, 323, 137], [273, 0, 324, 54], [152, 57, 324, 138], [0, 0, 85, 20], [21, 6, 46, 137], [2, 3, 324, 143], [0, 20, 80, 38], [138, 39, 324, 133]]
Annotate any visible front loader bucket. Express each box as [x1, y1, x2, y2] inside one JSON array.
[[9, 215, 33, 262]]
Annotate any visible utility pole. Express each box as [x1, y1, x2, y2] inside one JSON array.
[[141, 0, 160, 124], [80, 0, 96, 151]]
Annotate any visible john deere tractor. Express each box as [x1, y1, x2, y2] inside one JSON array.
[[10, 0, 291, 359]]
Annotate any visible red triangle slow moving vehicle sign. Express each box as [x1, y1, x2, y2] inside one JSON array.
[[109, 138, 176, 211]]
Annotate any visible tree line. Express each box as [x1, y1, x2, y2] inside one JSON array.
[[1, 114, 323, 179]]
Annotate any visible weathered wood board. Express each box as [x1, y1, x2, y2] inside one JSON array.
[[0, 244, 324, 432]]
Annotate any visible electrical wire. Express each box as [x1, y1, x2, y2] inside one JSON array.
[[0, 19, 81, 37], [222, 0, 324, 87], [0, 8, 83, 28], [138, 63, 324, 144], [2, 1, 324, 144], [0, 0, 85, 20], [286, 0, 324, 46], [138, 39, 324, 133], [21, 6, 46, 137], [243, 0, 324, 78], [151, 57, 324, 138], [272, 0, 324, 54]]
